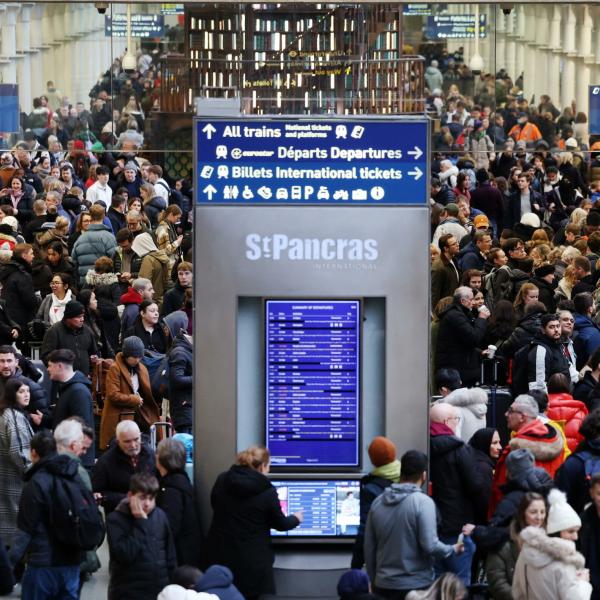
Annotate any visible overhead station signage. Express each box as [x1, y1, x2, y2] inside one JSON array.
[[265, 300, 360, 468], [426, 14, 487, 39], [105, 14, 165, 37], [195, 118, 428, 205]]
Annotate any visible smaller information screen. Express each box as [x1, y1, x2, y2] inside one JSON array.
[[266, 300, 360, 468], [271, 479, 360, 537]]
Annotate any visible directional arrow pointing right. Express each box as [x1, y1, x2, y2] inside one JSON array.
[[407, 146, 423, 160], [202, 123, 217, 139], [203, 184, 217, 200], [408, 166, 423, 181]]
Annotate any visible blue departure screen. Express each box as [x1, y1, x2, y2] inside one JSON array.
[[265, 300, 360, 467], [271, 479, 360, 537]]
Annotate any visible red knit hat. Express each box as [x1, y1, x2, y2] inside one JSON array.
[[368, 436, 396, 467]]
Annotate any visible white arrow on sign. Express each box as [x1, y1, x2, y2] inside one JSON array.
[[408, 166, 423, 181], [203, 184, 217, 200], [202, 123, 217, 139], [407, 146, 423, 160]]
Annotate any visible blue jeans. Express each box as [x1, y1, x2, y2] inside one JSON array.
[[434, 534, 475, 587], [21, 565, 79, 600]]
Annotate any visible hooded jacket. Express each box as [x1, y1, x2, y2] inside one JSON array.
[[52, 370, 95, 467], [490, 419, 565, 516], [546, 393, 588, 453], [0, 256, 38, 328], [168, 332, 193, 431], [195, 565, 245, 600], [435, 302, 488, 384], [499, 311, 544, 359], [457, 241, 486, 272], [574, 313, 600, 367], [84, 270, 121, 306], [512, 526, 592, 600], [9, 452, 83, 568], [120, 287, 142, 334], [472, 467, 553, 553], [132, 233, 170, 307], [106, 498, 176, 600], [364, 483, 455, 592], [429, 423, 485, 535], [443, 387, 488, 442], [205, 465, 299, 597]]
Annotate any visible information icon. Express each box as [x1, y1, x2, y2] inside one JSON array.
[[370, 186, 385, 200]]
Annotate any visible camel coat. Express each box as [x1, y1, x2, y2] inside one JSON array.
[[100, 352, 160, 449]]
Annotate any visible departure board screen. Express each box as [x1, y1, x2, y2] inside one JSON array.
[[265, 300, 360, 468], [270, 479, 360, 537]]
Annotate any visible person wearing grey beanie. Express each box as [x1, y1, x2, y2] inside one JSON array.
[[506, 449, 535, 482], [99, 335, 160, 449]]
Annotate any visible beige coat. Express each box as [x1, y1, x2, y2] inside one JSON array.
[[512, 526, 591, 600]]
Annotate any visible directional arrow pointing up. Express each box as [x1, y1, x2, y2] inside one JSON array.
[[203, 184, 217, 200], [408, 166, 423, 181], [407, 146, 423, 160], [202, 123, 217, 139]]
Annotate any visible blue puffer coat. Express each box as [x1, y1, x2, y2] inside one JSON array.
[[71, 224, 116, 283]]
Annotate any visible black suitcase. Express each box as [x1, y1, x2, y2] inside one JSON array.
[[480, 384, 513, 447]]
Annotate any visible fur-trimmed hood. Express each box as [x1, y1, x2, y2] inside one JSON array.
[[519, 526, 585, 569], [444, 387, 488, 418], [509, 420, 564, 462], [85, 270, 119, 287]]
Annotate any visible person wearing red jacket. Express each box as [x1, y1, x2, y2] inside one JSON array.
[[546, 373, 588, 453], [489, 394, 566, 518]]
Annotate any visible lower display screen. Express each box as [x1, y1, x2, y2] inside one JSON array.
[[270, 479, 360, 537]]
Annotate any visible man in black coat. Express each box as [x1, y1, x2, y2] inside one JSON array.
[[508, 173, 544, 229], [162, 262, 192, 316], [498, 302, 547, 359], [429, 402, 485, 586], [435, 286, 490, 386], [41, 301, 98, 377], [47, 348, 95, 468], [0, 244, 38, 342], [92, 420, 157, 514], [9, 431, 82, 598], [107, 473, 176, 600]]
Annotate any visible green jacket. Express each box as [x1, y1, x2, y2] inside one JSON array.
[[486, 538, 518, 600]]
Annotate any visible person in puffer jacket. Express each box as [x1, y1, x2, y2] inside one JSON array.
[[546, 373, 588, 453], [442, 387, 488, 442]]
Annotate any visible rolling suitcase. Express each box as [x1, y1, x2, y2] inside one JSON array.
[[150, 421, 174, 450]]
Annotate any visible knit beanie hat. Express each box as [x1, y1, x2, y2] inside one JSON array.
[[546, 488, 581, 534], [506, 448, 535, 481], [63, 301, 85, 319], [368, 436, 396, 467], [534, 264, 555, 278], [122, 336, 145, 359], [337, 570, 370, 598]]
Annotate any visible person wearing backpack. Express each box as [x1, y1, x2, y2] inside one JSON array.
[[165, 313, 192, 433], [350, 436, 400, 569], [107, 472, 176, 600], [10, 430, 101, 599], [556, 410, 600, 514], [131, 233, 170, 311]]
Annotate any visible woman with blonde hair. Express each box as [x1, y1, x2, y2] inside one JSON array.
[[555, 264, 579, 303], [513, 283, 539, 321], [155, 205, 183, 272], [529, 244, 551, 268], [205, 446, 302, 599], [139, 182, 166, 228]]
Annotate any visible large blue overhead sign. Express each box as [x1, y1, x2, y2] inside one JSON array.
[[195, 118, 428, 205]]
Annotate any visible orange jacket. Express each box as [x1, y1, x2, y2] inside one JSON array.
[[508, 122, 542, 143], [489, 418, 566, 518], [546, 394, 588, 453]]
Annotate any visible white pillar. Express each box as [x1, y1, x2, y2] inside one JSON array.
[[16, 3, 34, 113], [0, 3, 20, 85], [29, 4, 45, 99], [560, 6, 577, 110], [547, 6, 562, 107]]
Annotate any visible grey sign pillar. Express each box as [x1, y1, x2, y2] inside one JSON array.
[[193, 117, 430, 597]]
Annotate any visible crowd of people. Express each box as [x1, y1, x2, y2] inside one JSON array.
[[425, 52, 600, 600], [6, 39, 600, 600]]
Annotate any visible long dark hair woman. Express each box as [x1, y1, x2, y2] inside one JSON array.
[[469, 428, 502, 525], [125, 300, 167, 354], [78, 289, 115, 359], [205, 446, 302, 599], [32, 239, 76, 296], [0, 378, 33, 547]]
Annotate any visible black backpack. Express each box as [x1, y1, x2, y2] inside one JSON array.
[[50, 474, 106, 551]]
